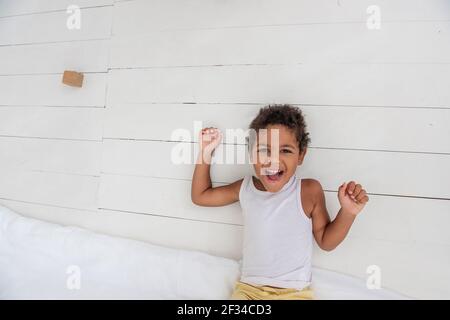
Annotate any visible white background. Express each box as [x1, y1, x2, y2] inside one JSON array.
[[0, 0, 449, 299]]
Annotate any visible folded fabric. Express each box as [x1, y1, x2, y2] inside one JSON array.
[[0, 204, 239, 299]]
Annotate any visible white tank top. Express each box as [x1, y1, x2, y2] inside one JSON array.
[[238, 174, 313, 290]]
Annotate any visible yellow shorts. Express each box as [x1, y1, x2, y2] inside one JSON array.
[[229, 281, 314, 300]]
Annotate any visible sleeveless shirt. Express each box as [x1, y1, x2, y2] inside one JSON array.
[[238, 174, 313, 290]]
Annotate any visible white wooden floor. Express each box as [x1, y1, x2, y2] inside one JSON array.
[[0, 0, 449, 299]]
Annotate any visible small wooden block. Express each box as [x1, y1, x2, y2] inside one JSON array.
[[62, 70, 84, 87]]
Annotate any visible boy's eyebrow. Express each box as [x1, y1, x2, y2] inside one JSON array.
[[258, 143, 296, 149]]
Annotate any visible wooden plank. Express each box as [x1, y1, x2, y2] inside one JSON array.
[[0, 0, 113, 17], [0, 6, 112, 45], [300, 148, 450, 200], [101, 139, 250, 181], [0, 137, 101, 176], [106, 65, 450, 107], [0, 107, 103, 140], [103, 104, 256, 142], [104, 104, 450, 154], [313, 236, 450, 299], [329, 196, 450, 247], [0, 170, 99, 210], [0, 40, 109, 75], [101, 139, 450, 199], [111, 22, 450, 68], [0, 74, 107, 107], [0, 199, 243, 260], [95, 208, 243, 260], [0, 199, 99, 226], [98, 174, 244, 225], [113, 0, 450, 35]]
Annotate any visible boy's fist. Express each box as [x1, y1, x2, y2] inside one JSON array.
[[338, 181, 369, 216], [199, 127, 223, 160]]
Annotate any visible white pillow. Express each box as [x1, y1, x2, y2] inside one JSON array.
[[0, 205, 240, 299]]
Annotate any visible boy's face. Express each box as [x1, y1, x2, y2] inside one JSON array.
[[251, 124, 307, 192]]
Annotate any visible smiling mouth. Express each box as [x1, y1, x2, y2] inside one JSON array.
[[262, 168, 284, 182]]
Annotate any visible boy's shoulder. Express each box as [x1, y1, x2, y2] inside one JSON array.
[[300, 178, 324, 216], [301, 178, 323, 192]]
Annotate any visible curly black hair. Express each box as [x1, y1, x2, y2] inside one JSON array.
[[248, 104, 311, 153]]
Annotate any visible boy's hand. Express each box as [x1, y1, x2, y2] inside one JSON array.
[[338, 181, 369, 216], [199, 127, 223, 161]]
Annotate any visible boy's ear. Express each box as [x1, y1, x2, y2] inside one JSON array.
[[298, 147, 307, 165]]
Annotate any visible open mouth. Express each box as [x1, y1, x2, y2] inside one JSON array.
[[262, 168, 284, 183]]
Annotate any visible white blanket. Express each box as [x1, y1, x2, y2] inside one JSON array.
[[0, 204, 407, 299]]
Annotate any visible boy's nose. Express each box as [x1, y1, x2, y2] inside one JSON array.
[[269, 154, 280, 165], [263, 157, 280, 170]]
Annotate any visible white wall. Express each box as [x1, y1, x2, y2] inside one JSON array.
[[0, 0, 449, 299]]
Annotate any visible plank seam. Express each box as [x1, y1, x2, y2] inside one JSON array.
[[98, 207, 244, 227], [0, 197, 98, 213], [0, 4, 113, 19], [0, 135, 102, 142], [0, 38, 110, 48]]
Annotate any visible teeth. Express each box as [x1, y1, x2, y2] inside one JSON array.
[[265, 169, 281, 175]]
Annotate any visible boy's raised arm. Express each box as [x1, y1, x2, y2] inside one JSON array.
[[191, 127, 242, 207], [311, 180, 369, 251]]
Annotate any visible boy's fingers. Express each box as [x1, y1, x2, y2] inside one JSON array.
[[347, 181, 356, 195], [338, 182, 347, 197], [360, 195, 369, 204], [355, 190, 366, 202], [352, 184, 362, 198], [205, 127, 218, 134], [201, 127, 217, 136]]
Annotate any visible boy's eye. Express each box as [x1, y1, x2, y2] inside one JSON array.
[[258, 148, 292, 153]]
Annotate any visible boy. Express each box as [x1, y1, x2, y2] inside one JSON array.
[[191, 104, 369, 300]]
